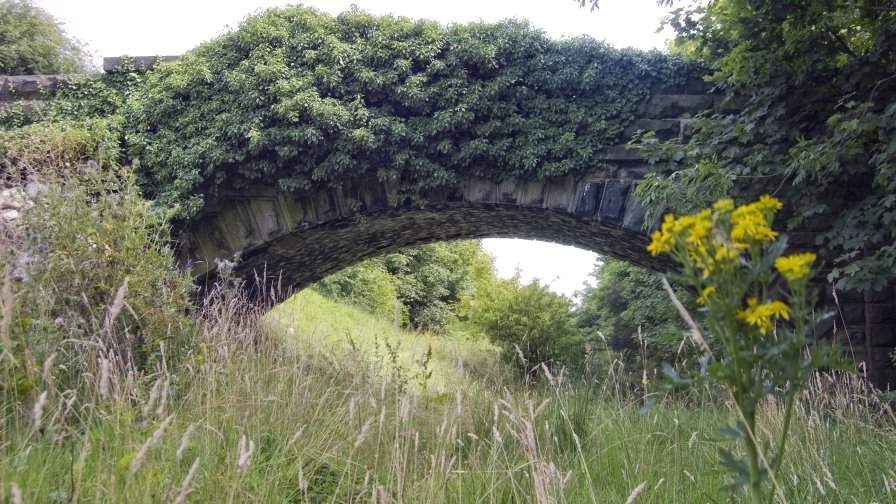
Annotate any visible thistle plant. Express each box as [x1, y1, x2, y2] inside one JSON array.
[[649, 195, 832, 502]]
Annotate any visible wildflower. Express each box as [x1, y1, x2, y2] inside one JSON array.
[[758, 194, 783, 212], [736, 297, 790, 335], [774, 252, 816, 282], [730, 204, 778, 244], [712, 198, 735, 212], [697, 286, 715, 305], [647, 229, 672, 256]]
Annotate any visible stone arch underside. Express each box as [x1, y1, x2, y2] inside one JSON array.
[[182, 169, 669, 299]]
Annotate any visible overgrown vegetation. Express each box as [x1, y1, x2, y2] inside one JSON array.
[[1, 2, 894, 502], [123, 5, 693, 220], [634, 0, 896, 292], [576, 258, 705, 374]]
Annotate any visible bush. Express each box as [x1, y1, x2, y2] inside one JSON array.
[[576, 257, 705, 371], [314, 258, 402, 322], [3, 166, 193, 398], [467, 275, 586, 374], [0, 117, 120, 184]]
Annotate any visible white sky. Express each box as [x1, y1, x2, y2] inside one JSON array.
[[35, 0, 672, 299]]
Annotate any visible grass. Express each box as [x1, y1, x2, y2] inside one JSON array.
[[3, 287, 896, 503]]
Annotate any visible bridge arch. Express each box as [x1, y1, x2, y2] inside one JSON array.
[[182, 167, 671, 296]]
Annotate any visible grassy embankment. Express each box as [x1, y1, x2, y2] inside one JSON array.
[[3, 286, 895, 503]]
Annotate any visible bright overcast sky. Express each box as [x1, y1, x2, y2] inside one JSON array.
[[35, 0, 672, 299]]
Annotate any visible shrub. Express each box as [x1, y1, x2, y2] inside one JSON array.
[[0, 117, 120, 185], [467, 275, 585, 374], [3, 166, 193, 399], [124, 5, 691, 220], [314, 258, 402, 322]]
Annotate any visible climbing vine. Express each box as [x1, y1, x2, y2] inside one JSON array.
[[123, 6, 693, 220]]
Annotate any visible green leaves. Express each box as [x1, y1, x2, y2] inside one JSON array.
[[639, 0, 896, 292], [124, 6, 689, 221], [0, 0, 91, 74]]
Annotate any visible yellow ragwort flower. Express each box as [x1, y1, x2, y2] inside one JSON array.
[[713, 198, 735, 212], [697, 285, 715, 305], [736, 297, 791, 335], [758, 194, 783, 212], [647, 229, 673, 256], [774, 252, 816, 282], [730, 204, 778, 244]]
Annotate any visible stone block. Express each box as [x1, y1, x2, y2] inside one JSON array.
[[868, 303, 896, 324], [866, 286, 895, 303], [839, 304, 865, 325], [597, 181, 630, 225], [103, 55, 180, 72], [600, 145, 644, 161], [573, 181, 603, 218], [359, 181, 390, 212], [870, 324, 896, 347], [463, 179, 496, 203], [622, 196, 647, 232], [785, 231, 818, 248], [622, 119, 683, 141], [685, 75, 713, 94], [639, 94, 714, 119], [497, 180, 518, 204], [5, 75, 62, 99]]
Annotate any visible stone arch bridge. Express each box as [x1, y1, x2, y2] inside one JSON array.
[[1, 56, 893, 387]]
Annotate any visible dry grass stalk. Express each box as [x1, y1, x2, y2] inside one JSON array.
[[624, 481, 646, 503], [355, 417, 374, 449], [32, 390, 48, 430], [173, 458, 201, 504], [237, 435, 256, 474], [176, 423, 197, 461], [660, 276, 711, 354], [0, 269, 13, 356], [102, 277, 128, 340], [130, 414, 175, 474], [10, 483, 22, 504]]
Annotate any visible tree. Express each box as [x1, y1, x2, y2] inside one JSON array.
[[576, 258, 702, 369], [384, 241, 485, 331], [467, 274, 586, 374], [633, 0, 896, 291], [0, 0, 90, 74], [316, 240, 491, 331]]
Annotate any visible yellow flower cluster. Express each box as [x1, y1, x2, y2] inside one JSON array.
[[647, 195, 805, 336], [729, 195, 781, 247], [774, 252, 816, 282], [648, 196, 783, 281], [648, 196, 782, 258], [736, 297, 790, 335]]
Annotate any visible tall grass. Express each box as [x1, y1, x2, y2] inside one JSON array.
[[2, 278, 895, 502], [1, 144, 894, 501]]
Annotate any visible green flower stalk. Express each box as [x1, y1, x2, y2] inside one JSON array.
[[649, 195, 824, 503]]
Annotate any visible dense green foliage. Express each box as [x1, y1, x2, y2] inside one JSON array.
[[576, 258, 702, 368], [636, 0, 896, 291], [0, 0, 90, 74], [467, 274, 586, 374], [0, 122, 193, 398], [317, 240, 491, 331], [124, 5, 691, 219]]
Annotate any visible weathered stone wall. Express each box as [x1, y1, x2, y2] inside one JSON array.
[[0, 74, 73, 115]]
